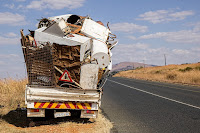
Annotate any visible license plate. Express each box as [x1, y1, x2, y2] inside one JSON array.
[[54, 112, 71, 118]]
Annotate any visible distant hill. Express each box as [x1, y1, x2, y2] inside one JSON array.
[[111, 62, 156, 72]]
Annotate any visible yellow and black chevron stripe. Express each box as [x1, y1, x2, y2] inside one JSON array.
[[34, 102, 92, 110]]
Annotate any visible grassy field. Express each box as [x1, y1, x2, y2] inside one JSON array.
[[0, 78, 113, 133], [114, 62, 200, 86], [0, 78, 27, 115]]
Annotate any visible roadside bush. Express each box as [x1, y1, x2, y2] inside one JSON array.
[[179, 67, 193, 72], [135, 66, 143, 70], [154, 70, 161, 74], [195, 66, 200, 71], [166, 74, 177, 80]]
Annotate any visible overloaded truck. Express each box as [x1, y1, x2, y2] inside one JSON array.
[[20, 14, 117, 119]]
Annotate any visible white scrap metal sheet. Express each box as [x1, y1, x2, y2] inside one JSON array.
[[48, 14, 72, 22], [34, 27, 91, 46], [91, 39, 110, 68], [43, 22, 65, 37], [81, 19, 110, 42], [80, 42, 92, 61]]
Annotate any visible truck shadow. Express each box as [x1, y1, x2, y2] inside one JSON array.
[[2, 108, 92, 128]]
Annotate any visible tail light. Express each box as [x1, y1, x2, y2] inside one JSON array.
[[86, 110, 95, 114], [30, 109, 40, 112]]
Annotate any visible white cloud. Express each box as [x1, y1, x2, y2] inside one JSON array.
[[112, 43, 150, 64], [127, 36, 137, 40], [5, 32, 18, 37], [169, 11, 194, 19], [138, 32, 167, 39], [0, 54, 21, 66], [137, 9, 194, 24], [0, 61, 6, 65], [0, 12, 27, 26], [129, 20, 200, 44], [0, 54, 25, 78], [172, 49, 190, 55], [4, 4, 15, 9], [0, 36, 20, 45], [17, 5, 24, 9], [110, 23, 148, 33], [189, 22, 200, 32], [136, 30, 200, 44], [134, 43, 149, 49], [26, 0, 85, 10], [112, 43, 200, 65], [15, 0, 26, 2], [0, 54, 20, 59], [191, 47, 200, 52]]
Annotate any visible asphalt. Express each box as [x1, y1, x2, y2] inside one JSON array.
[[101, 77, 200, 133]]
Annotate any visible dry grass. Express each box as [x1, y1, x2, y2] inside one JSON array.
[[114, 63, 200, 86], [0, 78, 113, 133], [0, 78, 27, 115]]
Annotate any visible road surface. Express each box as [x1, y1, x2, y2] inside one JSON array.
[[101, 77, 200, 133]]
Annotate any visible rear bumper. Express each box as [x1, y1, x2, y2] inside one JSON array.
[[27, 101, 98, 110], [27, 101, 99, 118]]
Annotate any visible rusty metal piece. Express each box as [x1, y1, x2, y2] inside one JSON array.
[[67, 23, 82, 34], [107, 22, 111, 31], [96, 21, 104, 26]]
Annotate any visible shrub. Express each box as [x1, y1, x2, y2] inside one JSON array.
[[179, 67, 193, 72], [195, 66, 200, 71], [166, 74, 177, 80], [155, 70, 161, 74], [135, 66, 143, 70], [185, 67, 193, 71]]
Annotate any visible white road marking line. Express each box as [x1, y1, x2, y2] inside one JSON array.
[[108, 79, 200, 110], [123, 78, 200, 93], [152, 84, 200, 93]]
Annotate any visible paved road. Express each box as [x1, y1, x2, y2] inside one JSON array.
[[101, 77, 200, 133]]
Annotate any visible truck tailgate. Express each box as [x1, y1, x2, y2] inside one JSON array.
[[26, 86, 101, 103]]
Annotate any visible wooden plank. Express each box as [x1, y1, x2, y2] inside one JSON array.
[[52, 44, 81, 84]]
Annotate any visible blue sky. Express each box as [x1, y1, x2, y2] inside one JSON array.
[[0, 0, 200, 78]]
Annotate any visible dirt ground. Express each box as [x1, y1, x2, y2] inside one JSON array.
[[0, 109, 113, 133]]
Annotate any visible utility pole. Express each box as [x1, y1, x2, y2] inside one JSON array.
[[164, 54, 166, 66], [143, 60, 145, 68]]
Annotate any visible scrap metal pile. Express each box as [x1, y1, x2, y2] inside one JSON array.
[[20, 14, 117, 89]]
